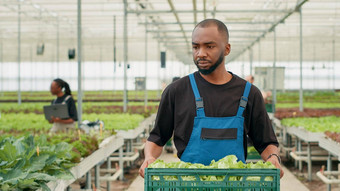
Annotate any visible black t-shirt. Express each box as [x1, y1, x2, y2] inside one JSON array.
[[51, 94, 78, 121], [148, 71, 278, 159]]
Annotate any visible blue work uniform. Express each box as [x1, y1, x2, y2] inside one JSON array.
[[180, 73, 251, 165]]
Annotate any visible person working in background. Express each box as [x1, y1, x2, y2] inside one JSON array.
[[245, 75, 272, 103], [49, 78, 78, 132], [139, 19, 284, 178], [245, 75, 254, 84]]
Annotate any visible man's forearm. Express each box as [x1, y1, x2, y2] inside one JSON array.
[[139, 141, 164, 178], [144, 141, 163, 160], [261, 144, 284, 178], [261, 144, 280, 162]]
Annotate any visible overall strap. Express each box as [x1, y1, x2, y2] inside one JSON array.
[[188, 73, 205, 117], [236, 82, 252, 117], [62, 95, 71, 105]]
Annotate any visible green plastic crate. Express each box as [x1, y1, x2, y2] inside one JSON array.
[[145, 168, 280, 191], [247, 147, 261, 160], [247, 152, 262, 160], [265, 104, 274, 113]]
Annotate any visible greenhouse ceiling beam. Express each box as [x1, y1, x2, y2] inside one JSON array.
[[139, 21, 274, 25], [229, 41, 253, 44], [158, 35, 260, 39], [165, 44, 191, 54], [2, 2, 59, 27], [227, 0, 309, 63], [7, 0, 338, 5], [1, 0, 83, 38], [166, 0, 190, 51], [161, 41, 187, 44], [164, 40, 251, 44], [172, 54, 191, 64], [127, 9, 289, 14], [152, 36, 256, 52], [147, 29, 267, 33]]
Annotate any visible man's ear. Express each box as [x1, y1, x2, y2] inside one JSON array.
[[224, 43, 231, 56]]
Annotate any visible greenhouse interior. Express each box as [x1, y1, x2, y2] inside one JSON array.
[[0, 0, 339, 190]]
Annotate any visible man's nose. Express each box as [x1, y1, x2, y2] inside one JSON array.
[[197, 48, 207, 58]]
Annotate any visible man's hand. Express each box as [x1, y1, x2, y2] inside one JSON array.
[[139, 141, 164, 178], [261, 145, 284, 178], [139, 157, 156, 178], [267, 156, 284, 178]]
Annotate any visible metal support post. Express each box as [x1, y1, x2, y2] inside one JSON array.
[[299, 7, 304, 112], [272, 29, 277, 113], [307, 142, 312, 181], [86, 172, 91, 189], [123, 0, 128, 112], [327, 153, 332, 191], [119, 146, 124, 180], [77, 0, 83, 127], [17, 0, 21, 105], [95, 164, 100, 188], [144, 16, 148, 111], [107, 156, 111, 190]]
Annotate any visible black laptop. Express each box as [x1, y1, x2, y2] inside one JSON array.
[[43, 105, 70, 121]]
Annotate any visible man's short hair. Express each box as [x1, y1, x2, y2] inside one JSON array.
[[193, 19, 229, 43]]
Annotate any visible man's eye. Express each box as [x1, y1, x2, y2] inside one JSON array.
[[192, 46, 198, 50], [208, 46, 214, 49]]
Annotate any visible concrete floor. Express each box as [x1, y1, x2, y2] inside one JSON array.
[[127, 151, 310, 191]]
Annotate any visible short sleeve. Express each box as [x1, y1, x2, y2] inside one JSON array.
[[247, 88, 278, 154], [147, 85, 175, 146], [67, 98, 78, 121]]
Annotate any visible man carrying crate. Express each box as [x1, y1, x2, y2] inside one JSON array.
[[140, 19, 284, 178]]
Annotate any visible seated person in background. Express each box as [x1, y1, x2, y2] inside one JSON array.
[[49, 78, 78, 133]]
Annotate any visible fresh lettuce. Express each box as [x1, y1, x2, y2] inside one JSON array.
[[148, 155, 277, 182]]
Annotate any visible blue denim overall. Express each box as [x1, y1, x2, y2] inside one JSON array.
[[180, 73, 251, 165]]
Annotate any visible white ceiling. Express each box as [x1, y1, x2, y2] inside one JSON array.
[[0, 0, 339, 64]]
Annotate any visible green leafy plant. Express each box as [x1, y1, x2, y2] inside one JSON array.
[[0, 102, 156, 116], [47, 133, 103, 163], [281, 116, 340, 132], [0, 135, 75, 191], [0, 90, 161, 102], [83, 113, 144, 131], [0, 112, 144, 163], [0, 113, 144, 133]]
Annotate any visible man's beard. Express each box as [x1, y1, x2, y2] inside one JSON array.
[[194, 51, 225, 75]]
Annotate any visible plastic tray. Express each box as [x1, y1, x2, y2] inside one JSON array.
[[145, 168, 280, 191], [318, 136, 340, 161], [286, 126, 323, 142]]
